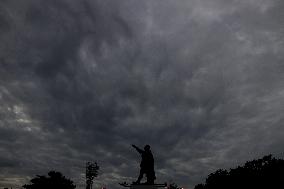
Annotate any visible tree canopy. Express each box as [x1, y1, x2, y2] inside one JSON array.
[[86, 161, 99, 189], [194, 155, 284, 189], [23, 171, 76, 189]]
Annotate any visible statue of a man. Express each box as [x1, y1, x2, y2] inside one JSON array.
[[132, 144, 156, 184]]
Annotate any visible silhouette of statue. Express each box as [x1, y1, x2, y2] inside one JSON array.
[[132, 144, 156, 185]]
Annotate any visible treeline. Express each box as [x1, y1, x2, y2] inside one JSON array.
[[22, 161, 99, 189], [194, 155, 284, 189], [23, 171, 76, 189], [21, 155, 284, 189]]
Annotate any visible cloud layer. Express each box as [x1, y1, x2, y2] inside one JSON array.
[[0, 0, 284, 188]]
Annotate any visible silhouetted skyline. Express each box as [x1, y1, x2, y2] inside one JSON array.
[[0, 0, 284, 189]]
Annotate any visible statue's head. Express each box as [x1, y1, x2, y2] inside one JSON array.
[[144, 145, 151, 151]]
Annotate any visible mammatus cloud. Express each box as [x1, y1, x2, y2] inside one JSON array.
[[0, 0, 284, 188]]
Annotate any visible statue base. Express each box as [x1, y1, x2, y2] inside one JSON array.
[[119, 182, 166, 189], [131, 185, 157, 189], [131, 184, 166, 189]]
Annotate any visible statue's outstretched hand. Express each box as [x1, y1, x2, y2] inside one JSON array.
[[132, 145, 143, 153]]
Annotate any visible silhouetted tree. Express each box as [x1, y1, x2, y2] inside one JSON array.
[[194, 155, 284, 189], [86, 161, 99, 189], [168, 182, 182, 189], [194, 184, 205, 189], [23, 171, 76, 189]]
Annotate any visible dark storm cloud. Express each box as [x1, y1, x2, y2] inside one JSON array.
[[1, 0, 284, 188]]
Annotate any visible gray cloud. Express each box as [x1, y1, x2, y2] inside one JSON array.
[[0, 0, 284, 188]]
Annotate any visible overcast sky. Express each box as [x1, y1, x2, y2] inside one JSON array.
[[0, 0, 284, 188]]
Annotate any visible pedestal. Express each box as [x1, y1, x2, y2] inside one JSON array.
[[131, 185, 161, 189]]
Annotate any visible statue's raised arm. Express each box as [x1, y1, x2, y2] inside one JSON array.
[[132, 144, 144, 154]]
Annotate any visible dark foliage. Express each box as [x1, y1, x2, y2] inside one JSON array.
[[194, 155, 284, 189], [168, 182, 182, 189], [194, 184, 205, 189], [23, 171, 76, 189], [86, 161, 99, 189]]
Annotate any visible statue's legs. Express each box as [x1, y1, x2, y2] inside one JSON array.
[[135, 168, 145, 184], [146, 170, 156, 184]]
